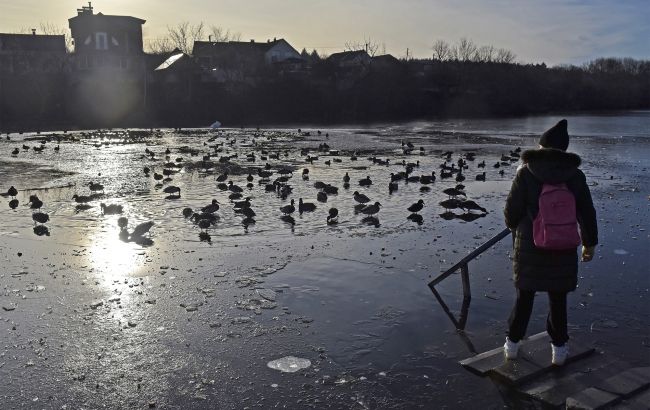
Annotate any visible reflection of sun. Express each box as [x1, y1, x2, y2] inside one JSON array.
[[87, 227, 141, 281]]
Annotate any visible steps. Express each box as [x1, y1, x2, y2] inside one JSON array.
[[459, 332, 650, 409]]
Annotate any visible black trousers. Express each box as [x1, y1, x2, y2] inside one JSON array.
[[507, 289, 568, 346]]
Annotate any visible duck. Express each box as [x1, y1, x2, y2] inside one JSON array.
[[388, 181, 398, 194], [153, 172, 164, 181], [360, 202, 381, 216], [455, 171, 466, 183], [89, 182, 104, 193], [72, 194, 93, 203], [475, 172, 486, 181], [202, 200, 220, 213], [233, 198, 251, 209], [343, 172, 350, 183], [28, 195, 43, 210], [353, 191, 370, 204], [7, 186, 18, 198], [477, 160, 485, 168], [182, 207, 194, 218], [11, 148, 19, 155], [359, 176, 372, 186], [442, 188, 466, 199], [317, 192, 328, 203], [228, 181, 243, 193], [130, 221, 155, 238], [163, 185, 181, 197], [241, 207, 256, 218], [9, 199, 19, 209], [216, 173, 228, 182], [100, 203, 123, 215], [258, 169, 273, 179], [298, 198, 316, 214], [420, 171, 436, 184], [407, 199, 424, 214], [323, 184, 338, 195], [459, 200, 487, 213], [280, 199, 295, 215], [32, 212, 49, 224], [327, 208, 339, 224], [117, 217, 129, 230]]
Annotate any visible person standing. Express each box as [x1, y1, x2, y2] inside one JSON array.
[[503, 119, 598, 365]]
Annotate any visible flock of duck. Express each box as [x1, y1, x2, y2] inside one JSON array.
[[3, 128, 524, 243]]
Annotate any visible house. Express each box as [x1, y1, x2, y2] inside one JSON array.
[[0, 32, 66, 73], [68, 2, 145, 70], [326, 50, 371, 68], [192, 38, 302, 82]]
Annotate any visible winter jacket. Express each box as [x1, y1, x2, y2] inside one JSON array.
[[504, 148, 598, 292]]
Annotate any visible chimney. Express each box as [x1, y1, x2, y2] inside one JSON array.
[[273, 37, 276, 42], [209, 35, 213, 42], [31, 29, 36, 35], [77, 2, 93, 16]]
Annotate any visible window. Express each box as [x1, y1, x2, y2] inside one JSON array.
[[95, 32, 108, 50]]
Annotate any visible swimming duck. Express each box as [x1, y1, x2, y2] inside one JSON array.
[[298, 198, 316, 214], [353, 191, 370, 204], [327, 208, 339, 224], [163, 185, 181, 198], [100, 203, 123, 215], [475, 172, 486, 181], [7, 186, 18, 198], [360, 202, 381, 216], [359, 176, 372, 186], [280, 199, 295, 215], [89, 182, 104, 193]]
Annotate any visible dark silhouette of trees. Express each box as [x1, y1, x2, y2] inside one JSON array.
[[431, 38, 517, 64], [146, 22, 241, 55]]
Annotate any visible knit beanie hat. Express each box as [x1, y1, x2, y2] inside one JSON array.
[[539, 119, 569, 151]]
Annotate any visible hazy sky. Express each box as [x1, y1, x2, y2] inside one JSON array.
[[1, 0, 648, 64]]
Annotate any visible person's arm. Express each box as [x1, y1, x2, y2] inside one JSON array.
[[504, 169, 527, 231], [572, 170, 598, 261]]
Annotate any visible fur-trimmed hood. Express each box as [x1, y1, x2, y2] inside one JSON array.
[[521, 148, 581, 184]]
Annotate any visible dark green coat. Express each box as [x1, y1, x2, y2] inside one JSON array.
[[504, 149, 598, 292]]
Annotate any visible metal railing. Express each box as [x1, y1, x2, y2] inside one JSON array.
[[428, 228, 511, 301]]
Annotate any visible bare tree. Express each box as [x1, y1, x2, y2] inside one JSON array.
[[146, 37, 176, 54], [208, 26, 241, 42], [345, 37, 381, 57], [495, 48, 516, 64], [474, 45, 495, 62], [456, 37, 478, 61], [167, 21, 205, 55], [146, 23, 241, 55], [432, 39, 451, 61]]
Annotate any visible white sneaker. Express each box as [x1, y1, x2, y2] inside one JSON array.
[[504, 337, 520, 360], [551, 343, 569, 366]]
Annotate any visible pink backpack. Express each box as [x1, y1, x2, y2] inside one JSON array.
[[533, 183, 581, 250]]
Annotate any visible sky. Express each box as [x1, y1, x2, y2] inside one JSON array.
[[1, 0, 648, 65]]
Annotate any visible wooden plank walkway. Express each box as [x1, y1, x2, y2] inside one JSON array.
[[459, 332, 650, 409]]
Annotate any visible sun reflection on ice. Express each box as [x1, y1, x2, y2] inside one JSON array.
[[87, 227, 143, 281]]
